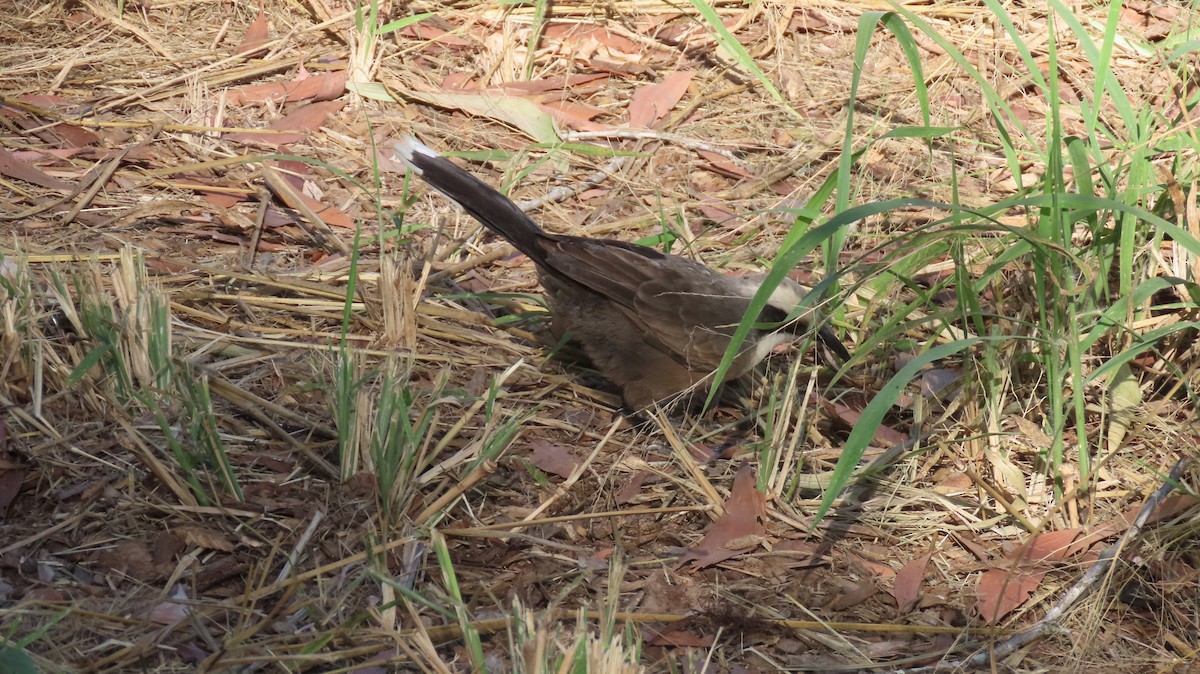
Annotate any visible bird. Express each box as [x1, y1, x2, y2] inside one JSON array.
[[393, 137, 849, 411]]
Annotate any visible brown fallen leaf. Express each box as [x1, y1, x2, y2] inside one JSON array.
[[528, 438, 578, 480], [236, 6, 270, 55], [149, 585, 191, 625], [628, 71, 694, 129], [829, 578, 880, 610], [544, 23, 641, 55], [0, 147, 73, 190], [976, 565, 1047, 624], [492, 73, 610, 95], [892, 552, 930, 613], [695, 194, 741, 226], [1023, 528, 1081, 564], [677, 463, 765, 571], [645, 628, 715, 648], [0, 468, 25, 517], [399, 22, 475, 48], [225, 71, 348, 106], [537, 100, 609, 132], [262, 159, 354, 231], [176, 525, 235, 552], [825, 399, 908, 446], [696, 149, 753, 179], [225, 99, 347, 148], [615, 470, 652, 505]]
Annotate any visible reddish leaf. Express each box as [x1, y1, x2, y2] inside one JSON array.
[[829, 579, 880, 610], [149, 585, 191, 624], [892, 552, 930, 613], [646, 629, 715, 647], [493, 73, 609, 95], [615, 470, 651, 504], [176, 525, 235, 552], [39, 122, 100, 148], [195, 190, 249, 208], [225, 100, 347, 148], [1022, 529, 1081, 563], [695, 194, 741, 226], [544, 23, 641, 54], [677, 464, 765, 571], [260, 159, 354, 230], [0, 148, 73, 190], [1137, 493, 1198, 525], [225, 71, 348, 105], [537, 101, 608, 132], [0, 469, 25, 517], [15, 94, 72, 107], [588, 59, 654, 77], [920, 367, 962, 397], [825, 400, 908, 446], [976, 566, 1047, 624], [528, 438, 578, 479], [12, 148, 89, 161], [628, 71, 694, 128], [932, 471, 973, 494], [695, 149, 753, 179], [166, 227, 286, 251], [399, 22, 475, 48], [236, 7, 270, 55]]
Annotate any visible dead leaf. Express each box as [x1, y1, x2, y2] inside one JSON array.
[[96, 540, 166, 582], [646, 628, 715, 647], [1022, 529, 1080, 564], [261, 158, 354, 230], [976, 566, 1046, 624], [399, 22, 475, 48], [44, 123, 100, 148], [225, 100, 347, 148], [0, 148, 73, 190], [829, 578, 879, 610], [892, 552, 930, 613], [528, 438, 578, 479], [236, 7, 270, 55], [628, 71, 694, 128], [615, 470, 651, 504], [544, 23, 641, 55], [492, 73, 609, 95], [0, 469, 25, 518], [1136, 493, 1198, 526], [931, 470, 972, 494], [149, 585, 190, 624], [695, 195, 739, 225], [1011, 415, 1052, 450], [920, 367, 961, 398], [176, 525, 235, 552], [225, 71, 348, 105], [826, 400, 908, 446], [537, 101, 609, 132], [695, 149, 753, 179], [677, 464, 765, 571]]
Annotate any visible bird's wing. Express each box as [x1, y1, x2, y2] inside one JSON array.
[[542, 238, 663, 304], [545, 240, 755, 371]]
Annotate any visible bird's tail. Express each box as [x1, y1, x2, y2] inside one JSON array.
[[393, 137, 548, 262]]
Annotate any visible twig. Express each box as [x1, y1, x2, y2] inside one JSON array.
[[275, 508, 325, 584]]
